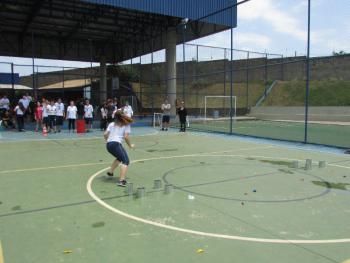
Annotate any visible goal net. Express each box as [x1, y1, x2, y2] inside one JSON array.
[[153, 113, 163, 128]]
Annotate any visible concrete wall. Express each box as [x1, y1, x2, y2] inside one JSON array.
[[250, 106, 350, 122]]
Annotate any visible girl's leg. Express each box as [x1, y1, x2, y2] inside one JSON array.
[[109, 159, 120, 174], [119, 164, 128, 181], [72, 119, 75, 132]]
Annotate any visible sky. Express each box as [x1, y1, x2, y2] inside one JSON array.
[[0, 0, 349, 76]]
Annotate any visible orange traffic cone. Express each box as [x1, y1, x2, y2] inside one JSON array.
[[42, 126, 48, 137]]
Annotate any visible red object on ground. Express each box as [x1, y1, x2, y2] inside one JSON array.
[[76, 120, 86, 133]]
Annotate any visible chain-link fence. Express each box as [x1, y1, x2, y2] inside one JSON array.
[[0, 0, 349, 148]]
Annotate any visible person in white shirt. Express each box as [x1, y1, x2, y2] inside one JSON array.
[[100, 103, 108, 131], [104, 111, 134, 187], [0, 95, 10, 117], [66, 101, 78, 133], [14, 102, 25, 132], [161, 99, 171, 131], [42, 99, 49, 130], [47, 100, 57, 133], [19, 95, 30, 110], [84, 99, 94, 132], [55, 98, 65, 133], [123, 101, 133, 118]]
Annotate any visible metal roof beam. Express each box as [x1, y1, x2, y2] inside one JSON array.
[[21, 0, 46, 35]]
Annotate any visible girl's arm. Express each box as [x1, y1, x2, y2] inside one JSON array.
[[103, 130, 110, 141], [124, 133, 135, 149]]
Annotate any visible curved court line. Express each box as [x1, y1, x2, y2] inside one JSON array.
[[0, 145, 274, 174], [0, 240, 4, 263], [0, 129, 159, 143], [87, 154, 350, 244]]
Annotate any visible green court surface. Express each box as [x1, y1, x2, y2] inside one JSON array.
[[186, 119, 350, 148], [0, 128, 350, 263]]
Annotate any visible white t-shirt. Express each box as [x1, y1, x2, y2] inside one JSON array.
[[106, 123, 128, 143], [123, 105, 133, 118], [161, 103, 171, 115], [67, 106, 77, 119], [0, 98, 10, 110], [19, 96, 31, 109], [42, 104, 48, 117], [101, 107, 107, 118], [14, 105, 24, 115], [55, 102, 65, 116], [84, 104, 93, 118], [47, 105, 57, 116]]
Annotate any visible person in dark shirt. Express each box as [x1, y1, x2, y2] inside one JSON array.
[[177, 101, 187, 132]]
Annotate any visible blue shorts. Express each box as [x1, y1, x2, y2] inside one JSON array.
[[162, 115, 170, 123], [106, 141, 130, 165]]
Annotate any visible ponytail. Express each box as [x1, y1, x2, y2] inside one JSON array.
[[114, 111, 133, 126]]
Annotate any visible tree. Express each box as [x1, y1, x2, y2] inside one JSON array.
[[332, 50, 348, 56]]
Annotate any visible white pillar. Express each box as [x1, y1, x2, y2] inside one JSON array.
[[166, 29, 177, 115], [100, 56, 107, 104]]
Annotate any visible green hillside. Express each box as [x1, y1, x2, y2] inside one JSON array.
[[263, 80, 350, 106]]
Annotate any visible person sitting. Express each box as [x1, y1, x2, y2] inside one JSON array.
[[1, 110, 15, 129]]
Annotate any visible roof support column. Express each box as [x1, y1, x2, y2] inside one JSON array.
[[100, 56, 107, 104], [166, 29, 177, 115]]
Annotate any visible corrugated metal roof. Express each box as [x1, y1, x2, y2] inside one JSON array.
[[81, 0, 237, 27]]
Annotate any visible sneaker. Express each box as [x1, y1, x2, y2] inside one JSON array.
[[106, 172, 113, 178], [117, 180, 127, 187], [161, 128, 164, 131]]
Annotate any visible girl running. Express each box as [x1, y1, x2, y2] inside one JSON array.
[[104, 111, 134, 187]]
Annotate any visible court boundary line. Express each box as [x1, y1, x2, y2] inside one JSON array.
[[0, 145, 274, 174], [0, 240, 4, 263], [0, 129, 159, 143], [87, 154, 350, 244]]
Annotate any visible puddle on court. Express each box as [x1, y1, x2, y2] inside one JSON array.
[[259, 160, 292, 167], [312, 181, 350, 190], [11, 205, 21, 211], [278, 169, 294, 174], [92, 221, 105, 228]]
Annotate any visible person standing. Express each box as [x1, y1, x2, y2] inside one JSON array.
[[104, 111, 134, 187], [177, 101, 188, 132], [66, 101, 77, 133], [34, 101, 43, 132], [123, 101, 133, 118], [0, 95, 10, 118], [47, 100, 57, 133], [100, 103, 108, 131], [14, 102, 25, 132], [106, 99, 115, 124], [55, 98, 65, 133], [84, 99, 94, 132], [161, 99, 171, 131], [42, 99, 49, 130]]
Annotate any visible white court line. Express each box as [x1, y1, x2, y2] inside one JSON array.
[[0, 240, 4, 263], [0, 129, 159, 143], [0, 162, 109, 174], [0, 145, 273, 174], [87, 154, 350, 244]]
